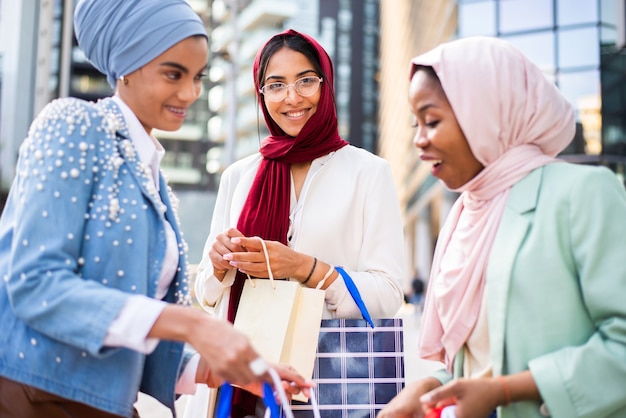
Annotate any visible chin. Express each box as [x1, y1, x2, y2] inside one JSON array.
[[161, 123, 184, 132]]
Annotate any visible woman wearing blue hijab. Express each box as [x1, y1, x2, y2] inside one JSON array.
[[0, 1, 309, 417]]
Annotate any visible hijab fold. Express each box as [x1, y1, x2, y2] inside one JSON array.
[[74, 0, 207, 88], [411, 37, 575, 370]]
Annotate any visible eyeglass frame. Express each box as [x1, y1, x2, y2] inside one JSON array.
[[258, 76, 324, 102]]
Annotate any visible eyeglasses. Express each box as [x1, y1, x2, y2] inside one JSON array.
[[259, 76, 323, 102]]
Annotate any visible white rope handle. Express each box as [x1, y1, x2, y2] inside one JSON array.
[[245, 236, 275, 289], [268, 367, 294, 418], [309, 386, 321, 418], [264, 367, 321, 418]]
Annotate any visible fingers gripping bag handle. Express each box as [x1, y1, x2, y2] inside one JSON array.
[[215, 367, 321, 418], [334, 266, 375, 328]]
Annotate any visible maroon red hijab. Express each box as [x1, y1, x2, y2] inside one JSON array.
[[227, 29, 348, 322]]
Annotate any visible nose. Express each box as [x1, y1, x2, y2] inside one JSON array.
[[284, 84, 302, 103], [413, 127, 429, 148], [179, 79, 201, 103]]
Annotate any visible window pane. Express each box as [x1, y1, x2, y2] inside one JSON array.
[[600, 0, 618, 25], [558, 28, 600, 68], [459, 1, 496, 37], [601, 26, 617, 46], [502, 32, 556, 76], [557, 0, 598, 25], [499, 0, 553, 33], [558, 70, 600, 116], [559, 70, 601, 153]]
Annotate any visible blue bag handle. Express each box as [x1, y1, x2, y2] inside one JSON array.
[[215, 381, 280, 418], [334, 266, 375, 328]]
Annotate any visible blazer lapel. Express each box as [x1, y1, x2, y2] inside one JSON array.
[[486, 166, 543, 375]]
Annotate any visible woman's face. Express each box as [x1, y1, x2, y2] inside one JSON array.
[[261, 47, 321, 137], [118, 36, 208, 134], [409, 69, 484, 189]]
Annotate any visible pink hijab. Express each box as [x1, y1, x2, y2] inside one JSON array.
[[411, 36, 575, 369]]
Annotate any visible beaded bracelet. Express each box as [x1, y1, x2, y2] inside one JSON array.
[[302, 257, 317, 285]]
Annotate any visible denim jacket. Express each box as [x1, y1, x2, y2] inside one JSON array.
[[0, 97, 191, 417]]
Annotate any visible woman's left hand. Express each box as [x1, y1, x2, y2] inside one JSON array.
[[224, 236, 309, 280], [239, 363, 314, 399], [419, 378, 502, 418], [198, 358, 313, 398]]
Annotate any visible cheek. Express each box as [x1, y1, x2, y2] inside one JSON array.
[[268, 103, 282, 119]]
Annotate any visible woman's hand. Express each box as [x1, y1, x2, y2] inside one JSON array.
[[238, 363, 314, 399], [419, 378, 502, 418], [196, 356, 223, 387], [420, 372, 540, 418], [151, 305, 264, 387], [377, 378, 442, 418], [209, 228, 246, 279], [224, 236, 311, 281]]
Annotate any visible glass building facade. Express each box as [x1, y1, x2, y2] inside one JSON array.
[[458, 0, 626, 181]]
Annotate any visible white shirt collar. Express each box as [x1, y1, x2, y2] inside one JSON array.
[[112, 95, 165, 189]]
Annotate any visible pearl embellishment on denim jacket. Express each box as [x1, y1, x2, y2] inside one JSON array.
[[10, 97, 191, 306]]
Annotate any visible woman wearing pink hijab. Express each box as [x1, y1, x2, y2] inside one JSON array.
[[378, 37, 626, 418]]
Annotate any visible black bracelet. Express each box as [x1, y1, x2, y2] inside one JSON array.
[[302, 257, 317, 285]]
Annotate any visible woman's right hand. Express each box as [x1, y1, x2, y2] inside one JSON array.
[[377, 378, 443, 418], [209, 227, 246, 279], [151, 304, 265, 386], [238, 363, 314, 399]]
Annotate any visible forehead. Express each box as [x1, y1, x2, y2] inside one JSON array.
[[149, 36, 208, 69], [409, 70, 448, 111], [264, 47, 315, 79]]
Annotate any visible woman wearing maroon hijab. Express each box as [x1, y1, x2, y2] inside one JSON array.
[[194, 29, 405, 417]]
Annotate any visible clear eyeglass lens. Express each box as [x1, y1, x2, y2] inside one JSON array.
[[261, 77, 322, 101]]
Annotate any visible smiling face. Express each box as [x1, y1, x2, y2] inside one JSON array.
[[261, 47, 321, 137], [117, 35, 208, 134], [409, 68, 484, 189]]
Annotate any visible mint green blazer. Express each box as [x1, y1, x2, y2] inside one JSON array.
[[435, 163, 626, 418]]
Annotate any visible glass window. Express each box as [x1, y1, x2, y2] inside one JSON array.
[[558, 27, 600, 68], [459, 1, 496, 37], [558, 70, 600, 117], [502, 32, 556, 76], [600, 0, 618, 25], [601, 26, 617, 46], [557, 0, 598, 25], [499, 0, 553, 33]]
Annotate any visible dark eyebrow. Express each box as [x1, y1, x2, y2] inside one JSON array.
[[417, 103, 436, 114], [160, 62, 189, 73], [264, 69, 316, 83], [160, 62, 208, 74]]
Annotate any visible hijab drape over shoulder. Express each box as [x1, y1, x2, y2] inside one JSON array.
[[74, 0, 207, 88], [411, 36, 575, 369]]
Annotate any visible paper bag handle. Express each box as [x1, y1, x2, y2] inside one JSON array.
[[245, 236, 276, 289], [335, 266, 375, 328]]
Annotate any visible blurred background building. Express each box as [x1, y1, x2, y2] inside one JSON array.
[[1, 0, 625, 291]]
